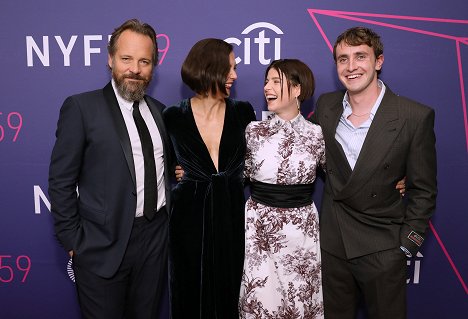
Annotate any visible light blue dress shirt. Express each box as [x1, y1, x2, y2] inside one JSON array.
[[335, 80, 386, 170]]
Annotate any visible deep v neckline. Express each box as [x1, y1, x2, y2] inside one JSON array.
[[188, 98, 228, 173]]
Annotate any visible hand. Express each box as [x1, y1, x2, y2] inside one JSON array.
[[175, 165, 184, 182], [396, 177, 406, 197]]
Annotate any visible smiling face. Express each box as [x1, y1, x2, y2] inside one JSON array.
[[335, 42, 384, 97], [264, 68, 300, 119], [108, 30, 154, 101], [223, 52, 237, 97]]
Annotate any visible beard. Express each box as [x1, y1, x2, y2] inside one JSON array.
[[112, 71, 152, 102]]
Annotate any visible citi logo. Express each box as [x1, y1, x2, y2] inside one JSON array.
[[225, 22, 283, 65], [407, 251, 424, 284]]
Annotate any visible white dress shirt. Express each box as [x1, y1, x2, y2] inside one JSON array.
[[112, 80, 166, 217]]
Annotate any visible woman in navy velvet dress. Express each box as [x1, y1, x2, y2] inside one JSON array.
[[163, 38, 256, 319]]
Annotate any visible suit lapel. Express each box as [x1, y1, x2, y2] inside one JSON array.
[[103, 82, 136, 188], [145, 96, 173, 212], [321, 93, 353, 180], [336, 89, 402, 200], [145, 96, 172, 165]]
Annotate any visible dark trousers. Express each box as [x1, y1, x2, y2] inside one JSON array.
[[74, 207, 168, 319], [321, 248, 407, 319]]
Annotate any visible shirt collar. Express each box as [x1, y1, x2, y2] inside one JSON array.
[[269, 112, 304, 134], [342, 79, 386, 120]]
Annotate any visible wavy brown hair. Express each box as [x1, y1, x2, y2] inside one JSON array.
[[108, 19, 159, 66]]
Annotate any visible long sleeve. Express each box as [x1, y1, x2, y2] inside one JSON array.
[[48, 96, 85, 251], [400, 108, 437, 256]]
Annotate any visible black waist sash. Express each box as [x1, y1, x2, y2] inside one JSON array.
[[250, 181, 314, 208]]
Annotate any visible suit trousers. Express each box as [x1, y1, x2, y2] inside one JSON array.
[[73, 207, 168, 319], [321, 248, 407, 319]]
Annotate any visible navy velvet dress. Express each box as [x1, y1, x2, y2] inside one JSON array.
[[163, 98, 256, 319]]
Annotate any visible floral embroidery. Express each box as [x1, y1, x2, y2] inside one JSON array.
[[240, 114, 325, 318]]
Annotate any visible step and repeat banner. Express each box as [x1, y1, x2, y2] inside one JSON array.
[[1, 0, 467, 317]]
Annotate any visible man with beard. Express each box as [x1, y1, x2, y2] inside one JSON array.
[[48, 19, 173, 319]]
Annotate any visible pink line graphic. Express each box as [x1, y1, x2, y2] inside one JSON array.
[[308, 9, 468, 295], [307, 9, 468, 152], [430, 221, 468, 294]]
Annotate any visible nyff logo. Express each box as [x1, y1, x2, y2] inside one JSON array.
[[225, 22, 283, 65]]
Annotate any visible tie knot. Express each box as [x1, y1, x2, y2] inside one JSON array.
[[133, 101, 140, 109]]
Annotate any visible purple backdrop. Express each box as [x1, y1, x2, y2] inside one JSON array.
[[1, 0, 467, 318]]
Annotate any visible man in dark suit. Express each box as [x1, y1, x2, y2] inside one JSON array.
[[310, 27, 437, 318], [48, 19, 172, 319]]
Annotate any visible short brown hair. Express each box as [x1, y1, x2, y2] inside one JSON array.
[[181, 38, 233, 96], [108, 19, 159, 66], [264, 59, 315, 102], [333, 27, 383, 63]]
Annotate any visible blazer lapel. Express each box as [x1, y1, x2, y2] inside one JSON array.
[[321, 94, 353, 180], [103, 82, 136, 188], [145, 96, 172, 165], [145, 96, 173, 212], [336, 89, 402, 200]]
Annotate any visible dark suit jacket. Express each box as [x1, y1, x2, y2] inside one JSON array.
[[48, 82, 173, 278], [310, 86, 437, 259]]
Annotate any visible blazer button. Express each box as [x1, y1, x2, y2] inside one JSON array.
[[371, 192, 377, 198], [384, 163, 390, 169]]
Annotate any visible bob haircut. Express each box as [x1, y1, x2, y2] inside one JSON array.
[[108, 18, 159, 66], [181, 38, 233, 96], [264, 59, 315, 102]]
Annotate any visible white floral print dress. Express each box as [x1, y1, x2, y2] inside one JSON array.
[[239, 113, 325, 319]]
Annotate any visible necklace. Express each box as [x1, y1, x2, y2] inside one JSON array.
[[350, 112, 370, 117]]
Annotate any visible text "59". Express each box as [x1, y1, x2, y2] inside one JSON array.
[[0, 255, 31, 283], [0, 112, 23, 142]]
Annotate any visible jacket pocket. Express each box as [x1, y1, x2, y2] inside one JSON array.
[[78, 202, 106, 225]]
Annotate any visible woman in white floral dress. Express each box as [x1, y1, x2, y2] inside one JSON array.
[[239, 59, 325, 319]]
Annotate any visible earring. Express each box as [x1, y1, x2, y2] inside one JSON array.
[[296, 96, 300, 110]]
